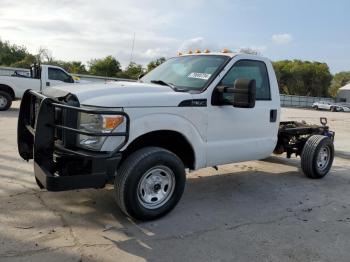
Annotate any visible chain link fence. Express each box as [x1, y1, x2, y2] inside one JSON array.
[[280, 94, 335, 108]]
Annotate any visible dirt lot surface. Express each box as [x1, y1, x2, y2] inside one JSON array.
[[1, 102, 350, 262]]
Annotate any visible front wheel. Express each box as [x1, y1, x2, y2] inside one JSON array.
[[301, 135, 334, 179], [0, 91, 12, 111], [114, 147, 186, 220]]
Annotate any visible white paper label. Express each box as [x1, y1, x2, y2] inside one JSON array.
[[188, 72, 211, 80]]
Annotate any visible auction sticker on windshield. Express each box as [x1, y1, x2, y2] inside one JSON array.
[[188, 72, 211, 80]]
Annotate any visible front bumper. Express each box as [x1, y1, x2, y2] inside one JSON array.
[[17, 89, 129, 191]]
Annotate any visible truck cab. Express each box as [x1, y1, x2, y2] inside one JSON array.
[[17, 51, 335, 221], [38, 64, 75, 88]]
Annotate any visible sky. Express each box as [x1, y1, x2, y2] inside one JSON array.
[[0, 0, 349, 73]]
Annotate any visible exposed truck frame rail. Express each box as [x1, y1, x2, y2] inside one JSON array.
[[275, 119, 335, 158]]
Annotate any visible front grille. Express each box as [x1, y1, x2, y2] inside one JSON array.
[[54, 107, 63, 141], [61, 107, 78, 147], [30, 96, 41, 129]]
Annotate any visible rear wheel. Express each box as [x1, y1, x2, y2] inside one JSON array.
[[114, 147, 186, 220], [313, 106, 319, 110], [301, 135, 334, 179], [0, 91, 12, 111]]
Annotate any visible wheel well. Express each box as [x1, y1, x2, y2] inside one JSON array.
[[122, 130, 195, 169], [0, 84, 15, 99]]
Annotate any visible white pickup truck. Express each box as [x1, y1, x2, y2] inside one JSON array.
[[17, 52, 335, 221], [0, 64, 76, 111]]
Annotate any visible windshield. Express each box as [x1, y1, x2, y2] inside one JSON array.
[[141, 55, 229, 91]]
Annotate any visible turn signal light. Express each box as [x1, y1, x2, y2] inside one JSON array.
[[103, 116, 124, 129]]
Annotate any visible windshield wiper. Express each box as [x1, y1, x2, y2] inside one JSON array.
[[150, 80, 188, 92], [150, 80, 175, 87]]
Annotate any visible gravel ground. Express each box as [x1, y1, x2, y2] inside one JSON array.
[[1, 101, 350, 262]]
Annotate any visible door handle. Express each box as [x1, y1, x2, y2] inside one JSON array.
[[270, 109, 277, 122]]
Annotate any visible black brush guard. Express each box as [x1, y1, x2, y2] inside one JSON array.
[[17, 89, 130, 191]]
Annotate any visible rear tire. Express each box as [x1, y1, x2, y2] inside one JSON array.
[[313, 106, 319, 110], [301, 135, 334, 179], [0, 91, 12, 111], [114, 147, 186, 220]]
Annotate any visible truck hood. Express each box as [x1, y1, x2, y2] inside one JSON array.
[[43, 81, 193, 107]]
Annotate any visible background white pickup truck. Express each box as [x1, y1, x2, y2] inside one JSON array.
[[18, 52, 335, 221], [0, 64, 77, 110]]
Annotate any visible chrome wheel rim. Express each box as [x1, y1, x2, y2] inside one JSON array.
[[0, 95, 7, 108], [317, 145, 330, 171], [137, 166, 175, 209]]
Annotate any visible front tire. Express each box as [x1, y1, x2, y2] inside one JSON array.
[[301, 135, 334, 179], [114, 147, 186, 220], [0, 91, 12, 111]]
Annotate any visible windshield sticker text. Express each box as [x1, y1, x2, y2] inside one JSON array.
[[188, 72, 211, 80]]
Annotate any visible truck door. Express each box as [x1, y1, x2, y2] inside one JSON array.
[[206, 58, 279, 166], [45, 67, 74, 89]]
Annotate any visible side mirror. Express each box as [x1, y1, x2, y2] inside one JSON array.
[[217, 79, 256, 108]]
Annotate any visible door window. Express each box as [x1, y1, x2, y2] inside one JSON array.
[[48, 68, 72, 82], [219, 60, 271, 101]]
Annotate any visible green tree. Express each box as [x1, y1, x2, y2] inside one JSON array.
[[10, 54, 36, 68], [88, 56, 121, 77], [67, 61, 88, 74], [0, 40, 29, 66], [146, 57, 166, 72], [273, 60, 332, 97], [329, 71, 350, 97], [61, 61, 87, 74], [118, 62, 145, 79]]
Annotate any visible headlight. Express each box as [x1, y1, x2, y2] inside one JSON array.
[[77, 112, 124, 151]]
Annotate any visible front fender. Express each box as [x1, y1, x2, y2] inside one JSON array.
[[123, 112, 207, 169], [0, 80, 16, 97]]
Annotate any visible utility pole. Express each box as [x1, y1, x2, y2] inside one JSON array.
[[129, 32, 136, 64]]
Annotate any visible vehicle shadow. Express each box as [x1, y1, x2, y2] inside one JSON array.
[[335, 150, 350, 160]]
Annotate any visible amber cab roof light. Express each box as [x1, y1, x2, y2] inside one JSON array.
[[222, 48, 232, 53]]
